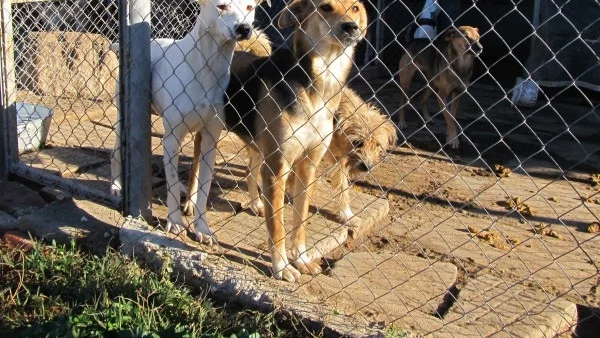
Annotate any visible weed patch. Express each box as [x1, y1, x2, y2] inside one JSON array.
[[0, 238, 313, 337]]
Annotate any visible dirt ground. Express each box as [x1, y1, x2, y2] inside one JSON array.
[[13, 64, 600, 334]]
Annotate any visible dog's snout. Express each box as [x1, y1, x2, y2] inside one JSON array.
[[234, 23, 252, 40], [342, 22, 359, 34], [471, 41, 483, 55]]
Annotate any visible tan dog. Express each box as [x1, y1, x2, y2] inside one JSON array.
[[397, 26, 482, 148], [217, 0, 367, 282]]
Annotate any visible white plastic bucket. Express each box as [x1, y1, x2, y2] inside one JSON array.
[[16, 102, 54, 153]]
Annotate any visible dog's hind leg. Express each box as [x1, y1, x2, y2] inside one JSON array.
[[183, 132, 202, 216], [290, 148, 327, 276], [262, 155, 301, 282], [191, 117, 222, 245], [398, 57, 417, 130], [245, 146, 265, 216], [419, 87, 433, 122]]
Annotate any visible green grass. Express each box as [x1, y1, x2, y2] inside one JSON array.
[[0, 238, 315, 338]]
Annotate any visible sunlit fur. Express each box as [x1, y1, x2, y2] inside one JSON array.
[[223, 0, 368, 282], [398, 25, 482, 149], [324, 87, 397, 227]]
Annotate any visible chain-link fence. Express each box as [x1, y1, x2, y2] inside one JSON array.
[[1, 0, 599, 336]]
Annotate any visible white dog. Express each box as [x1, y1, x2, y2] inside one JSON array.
[[111, 0, 267, 244]]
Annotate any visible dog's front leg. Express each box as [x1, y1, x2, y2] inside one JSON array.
[[191, 117, 222, 245], [437, 88, 460, 149], [163, 129, 186, 235], [447, 91, 463, 149], [262, 156, 300, 282], [290, 148, 327, 276]]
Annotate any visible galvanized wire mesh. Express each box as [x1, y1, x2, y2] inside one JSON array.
[[3, 0, 600, 336]]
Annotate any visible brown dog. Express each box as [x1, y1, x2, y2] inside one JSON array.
[[397, 26, 482, 148], [213, 0, 367, 282]]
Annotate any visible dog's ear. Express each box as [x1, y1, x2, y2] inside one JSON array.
[[358, 3, 368, 40], [256, 0, 271, 7], [278, 0, 310, 29], [444, 28, 459, 41]]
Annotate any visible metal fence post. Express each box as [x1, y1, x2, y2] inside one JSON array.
[[119, 0, 152, 220], [0, 0, 18, 181]]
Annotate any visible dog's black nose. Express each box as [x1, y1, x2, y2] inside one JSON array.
[[234, 24, 252, 40], [342, 22, 359, 34], [471, 42, 483, 55]]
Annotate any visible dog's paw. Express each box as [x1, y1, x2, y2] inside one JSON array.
[[294, 261, 322, 276], [179, 182, 188, 197], [193, 220, 218, 245], [343, 217, 362, 239], [272, 264, 301, 283], [446, 134, 460, 149], [397, 120, 407, 130], [182, 199, 195, 216], [165, 219, 186, 235], [110, 182, 122, 197], [291, 251, 321, 276], [245, 199, 265, 216]]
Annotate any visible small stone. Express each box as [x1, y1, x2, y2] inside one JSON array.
[[507, 236, 520, 246], [491, 241, 511, 251], [477, 231, 499, 242], [467, 226, 479, 234], [544, 229, 562, 239], [548, 196, 558, 202], [81, 216, 89, 223], [532, 223, 549, 234], [587, 222, 600, 233], [493, 164, 512, 178]]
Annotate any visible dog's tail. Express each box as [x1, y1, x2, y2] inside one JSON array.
[[235, 27, 272, 57]]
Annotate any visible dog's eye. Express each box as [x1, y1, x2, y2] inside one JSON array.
[[352, 140, 364, 148], [246, 4, 254, 11], [217, 4, 229, 11], [351, 5, 359, 12], [320, 4, 333, 12]]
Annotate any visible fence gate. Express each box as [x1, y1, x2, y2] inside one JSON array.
[[0, 0, 153, 220]]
